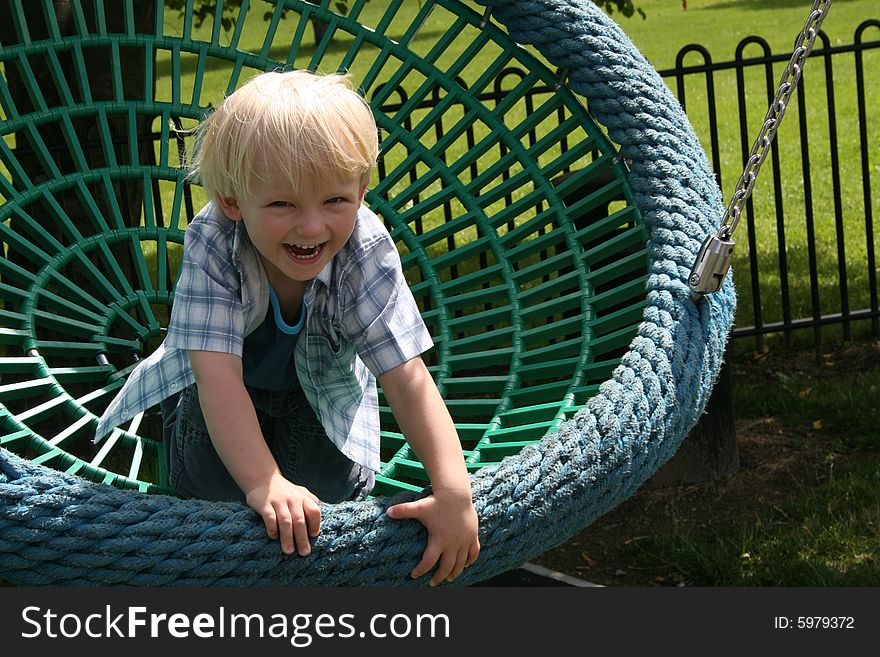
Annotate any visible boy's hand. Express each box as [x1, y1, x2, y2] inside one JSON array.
[[387, 488, 480, 586], [245, 474, 322, 556]]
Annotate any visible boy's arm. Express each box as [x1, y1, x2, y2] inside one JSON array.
[[380, 357, 480, 586], [188, 350, 321, 556]]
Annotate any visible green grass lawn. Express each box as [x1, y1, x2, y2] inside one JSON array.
[[633, 456, 880, 586], [613, 0, 868, 70]]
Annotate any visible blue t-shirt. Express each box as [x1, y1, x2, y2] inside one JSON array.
[[242, 286, 305, 391]]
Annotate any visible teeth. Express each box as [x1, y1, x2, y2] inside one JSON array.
[[285, 242, 324, 260]]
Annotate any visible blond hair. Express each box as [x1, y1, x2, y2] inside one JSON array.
[[189, 70, 378, 202]]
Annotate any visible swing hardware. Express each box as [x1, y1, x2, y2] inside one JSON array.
[[689, 228, 735, 295], [689, 0, 831, 300]]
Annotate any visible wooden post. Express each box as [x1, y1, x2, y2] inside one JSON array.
[[646, 343, 739, 488]]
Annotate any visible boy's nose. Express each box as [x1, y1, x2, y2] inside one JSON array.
[[294, 213, 324, 239]]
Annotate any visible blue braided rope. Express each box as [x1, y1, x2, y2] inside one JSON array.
[[0, 0, 735, 586]]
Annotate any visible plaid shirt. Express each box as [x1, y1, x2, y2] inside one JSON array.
[[94, 202, 433, 472]]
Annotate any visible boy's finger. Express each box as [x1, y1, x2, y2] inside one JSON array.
[[290, 506, 311, 557], [258, 505, 278, 539], [466, 540, 481, 566], [429, 551, 457, 587], [386, 498, 426, 521], [274, 506, 295, 555], [446, 548, 469, 582], [263, 513, 278, 541], [305, 500, 322, 538], [410, 543, 441, 580]]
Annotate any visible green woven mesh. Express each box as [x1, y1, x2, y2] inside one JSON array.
[[0, 0, 648, 496]]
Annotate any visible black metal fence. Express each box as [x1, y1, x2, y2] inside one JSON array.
[[658, 21, 880, 351]]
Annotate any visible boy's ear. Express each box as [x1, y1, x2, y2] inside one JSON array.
[[218, 196, 243, 221], [358, 184, 368, 204]]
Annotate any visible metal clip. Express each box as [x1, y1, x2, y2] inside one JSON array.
[[688, 231, 735, 299]]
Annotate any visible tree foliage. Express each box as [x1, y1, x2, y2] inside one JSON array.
[[593, 0, 647, 20]]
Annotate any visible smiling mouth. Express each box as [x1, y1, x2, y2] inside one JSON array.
[[284, 242, 326, 261]]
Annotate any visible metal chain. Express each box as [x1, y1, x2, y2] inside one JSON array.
[[688, 0, 832, 298], [721, 0, 832, 238]]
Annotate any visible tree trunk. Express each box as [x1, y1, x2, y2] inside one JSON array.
[[0, 0, 156, 274], [311, 18, 330, 44]]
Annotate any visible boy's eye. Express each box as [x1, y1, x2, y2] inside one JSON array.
[[269, 201, 291, 207], [325, 197, 344, 205]]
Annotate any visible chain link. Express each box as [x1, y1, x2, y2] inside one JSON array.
[[689, 0, 832, 298], [721, 0, 832, 238]]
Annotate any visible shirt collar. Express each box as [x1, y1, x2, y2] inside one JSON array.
[[314, 259, 333, 288], [232, 215, 246, 271]]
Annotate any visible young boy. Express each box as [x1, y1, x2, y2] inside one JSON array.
[[94, 70, 479, 586]]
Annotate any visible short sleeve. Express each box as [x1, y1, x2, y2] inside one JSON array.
[[164, 212, 245, 356], [341, 230, 434, 377]]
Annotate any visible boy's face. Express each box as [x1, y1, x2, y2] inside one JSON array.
[[219, 173, 367, 292]]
